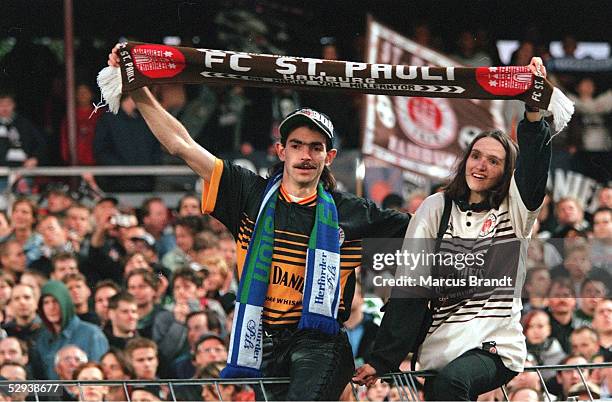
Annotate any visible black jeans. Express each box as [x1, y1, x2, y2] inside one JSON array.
[[424, 349, 517, 401], [254, 327, 354, 401]]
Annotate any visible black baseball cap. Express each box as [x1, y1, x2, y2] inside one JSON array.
[[279, 108, 335, 149]]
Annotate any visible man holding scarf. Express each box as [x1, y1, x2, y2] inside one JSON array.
[[108, 47, 409, 400]]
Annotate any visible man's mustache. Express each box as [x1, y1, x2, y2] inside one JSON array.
[[293, 162, 317, 169]]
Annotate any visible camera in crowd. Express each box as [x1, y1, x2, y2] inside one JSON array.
[[110, 214, 137, 228]]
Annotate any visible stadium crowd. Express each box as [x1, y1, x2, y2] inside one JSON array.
[[0, 4, 611, 400], [0, 177, 605, 401], [0, 193, 247, 401]]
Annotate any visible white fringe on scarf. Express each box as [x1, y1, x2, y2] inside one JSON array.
[[97, 66, 122, 114], [548, 87, 575, 133]]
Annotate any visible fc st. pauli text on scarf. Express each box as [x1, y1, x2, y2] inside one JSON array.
[[98, 41, 573, 132]]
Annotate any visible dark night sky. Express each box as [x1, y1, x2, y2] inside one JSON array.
[[3, 0, 610, 44]]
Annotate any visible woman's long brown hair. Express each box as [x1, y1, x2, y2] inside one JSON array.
[[444, 130, 518, 209]]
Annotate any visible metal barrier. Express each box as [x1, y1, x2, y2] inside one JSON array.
[[1, 362, 610, 401], [0, 165, 198, 209], [0, 377, 289, 402], [367, 362, 612, 402], [0, 166, 196, 177]]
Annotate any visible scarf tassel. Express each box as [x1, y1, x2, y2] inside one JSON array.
[[97, 66, 122, 114], [548, 87, 575, 133], [298, 313, 340, 336], [220, 364, 262, 379]]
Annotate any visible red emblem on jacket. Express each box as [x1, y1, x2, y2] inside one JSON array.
[[480, 213, 498, 237]]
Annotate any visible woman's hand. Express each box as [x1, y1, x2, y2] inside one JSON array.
[[525, 57, 547, 120], [527, 57, 547, 79], [352, 363, 379, 387]]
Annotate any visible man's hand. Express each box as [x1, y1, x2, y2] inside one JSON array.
[[173, 302, 190, 323], [108, 44, 121, 68], [104, 44, 216, 181], [90, 212, 115, 248], [68, 230, 82, 253], [0, 213, 11, 238], [352, 364, 379, 387], [107, 44, 145, 100], [156, 274, 170, 302]]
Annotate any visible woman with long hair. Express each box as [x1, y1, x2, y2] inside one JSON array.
[[100, 349, 134, 401], [355, 57, 552, 400]]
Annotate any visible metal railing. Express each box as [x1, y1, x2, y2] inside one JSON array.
[[0, 377, 288, 402], [1, 362, 610, 401], [365, 362, 612, 402], [0, 166, 196, 178], [0, 165, 199, 209], [525, 362, 610, 402]]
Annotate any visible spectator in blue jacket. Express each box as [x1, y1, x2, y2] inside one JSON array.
[[34, 280, 109, 379]]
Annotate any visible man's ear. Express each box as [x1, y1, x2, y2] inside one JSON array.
[[275, 142, 285, 162], [325, 149, 337, 166]]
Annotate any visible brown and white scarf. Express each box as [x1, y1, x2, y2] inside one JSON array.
[[98, 41, 574, 132]]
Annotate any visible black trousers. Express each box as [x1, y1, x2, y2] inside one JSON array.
[[254, 328, 355, 401], [423, 349, 517, 401]]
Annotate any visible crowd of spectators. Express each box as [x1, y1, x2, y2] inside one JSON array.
[[0, 191, 255, 401], [0, 5, 610, 401], [0, 184, 604, 401]]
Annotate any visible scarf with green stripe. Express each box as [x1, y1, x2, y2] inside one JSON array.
[[221, 173, 341, 378]]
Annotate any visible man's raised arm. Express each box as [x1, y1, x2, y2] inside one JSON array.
[[107, 46, 215, 181]]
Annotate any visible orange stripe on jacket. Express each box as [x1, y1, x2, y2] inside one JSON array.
[[201, 158, 224, 214]]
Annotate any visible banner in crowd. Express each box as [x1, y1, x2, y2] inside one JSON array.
[[361, 18, 506, 180], [547, 57, 612, 73], [549, 151, 612, 213]]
